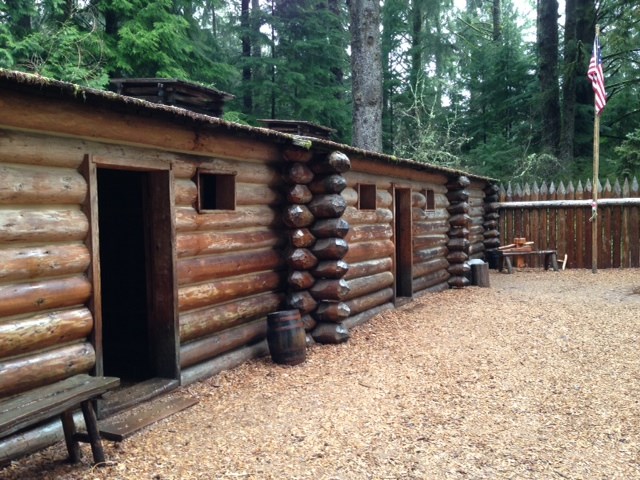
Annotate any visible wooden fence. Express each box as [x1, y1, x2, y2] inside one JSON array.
[[495, 177, 640, 269]]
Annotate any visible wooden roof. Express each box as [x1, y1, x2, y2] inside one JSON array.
[[0, 69, 493, 182], [110, 78, 234, 117], [258, 119, 336, 140]]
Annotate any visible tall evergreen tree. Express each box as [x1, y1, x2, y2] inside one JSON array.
[[537, 0, 561, 156], [348, 0, 383, 151]]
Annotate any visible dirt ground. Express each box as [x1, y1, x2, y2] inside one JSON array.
[[3, 268, 640, 480]]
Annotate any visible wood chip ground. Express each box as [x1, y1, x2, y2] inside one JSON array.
[[3, 269, 640, 479]]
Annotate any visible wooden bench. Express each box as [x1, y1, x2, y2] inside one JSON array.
[[499, 249, 559, 274], [0, 374, 119, 465]]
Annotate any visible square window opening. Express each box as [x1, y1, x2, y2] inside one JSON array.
[[198, 171, 236, 211], [424, 189, 435, 211], [359, 184, 377, 210]]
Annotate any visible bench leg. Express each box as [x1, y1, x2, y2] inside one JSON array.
[[505, 257, 513, 274], [61, 411, 81, 463], [81, 400, 106, 465]]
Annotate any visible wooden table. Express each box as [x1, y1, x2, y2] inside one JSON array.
[[499, 249, 559, 274]]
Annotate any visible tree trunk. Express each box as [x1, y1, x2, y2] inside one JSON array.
[[537, 0, 561, 155], [492, 0, 501, 41], [348, 0, 383, 152], [560, 0, 577, 162], [241, 0, 252, 113]]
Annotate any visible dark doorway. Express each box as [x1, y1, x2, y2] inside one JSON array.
[[98, 169, 151, 380], [97, 168, 178, 386], [394, 187, 413, 300]]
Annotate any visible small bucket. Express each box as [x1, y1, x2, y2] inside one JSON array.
[[266, 310, 306, 365]]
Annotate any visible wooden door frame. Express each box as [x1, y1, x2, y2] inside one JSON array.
[[393, 185, 413, 303], [82, 155, 179, 380]]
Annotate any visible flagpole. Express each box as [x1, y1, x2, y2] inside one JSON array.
[[592, 103, 599, 274], [591, 24, 601, 274]]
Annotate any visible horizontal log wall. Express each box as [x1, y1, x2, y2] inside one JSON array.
[[467, 181, 487, 260], [343, 167, 450, 324], [174, 155, 285, 367], [498, 178, 640, 269], [0, 131, 97, 398]]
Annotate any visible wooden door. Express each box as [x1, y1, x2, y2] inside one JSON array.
[[394, 187, 413, 300]]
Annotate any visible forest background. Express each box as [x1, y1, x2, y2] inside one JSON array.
[[0, 0, 638, 183]]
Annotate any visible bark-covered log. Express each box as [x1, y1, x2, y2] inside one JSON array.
[[174, 178, 197, 206], [288, 228, 316, 248], [309, 174, 348, 194], [177, 249, 283, 285], [286, 248, 318, 270], [180, 320, 267, 368], [0, 308, 93, 359], [283, 147, 314, 163], [413, 268, 450, 293], [471, 262, 490, 287], [344, 271, 394, 301], [236, 183, 281, 206], [310, 279, 351, 301], [448, 226, 470, 238], [313, 301, 351, 323], [412, 257, 448, 279], [283, 204, 315, 228], [343, 302, 393, 330], [447, 202, 470, 215], [446, 189, 470, 203], [341, 187, 358, 206], [344, 239, 394, 263], [447, 238, 470, 252], [311, 322, 350, 344], [484, 183, 500, 195], [447, 176, 471, 189], [178, 271, 283, 312], [0, 208, 88, 244], [342, 206, 393, 225], [0, 165, 86, 205], [485, 212, 500, 220], [447, 262, 471, 276], [311, 238, 349, 260], [284, 162, 314, 185], [345, 223, 392, 243], [176, 230, 280, 258], [300, 314, 317, 331], [311, 218, 350, 239], [286, 184, 313, 204], [448, 275, 470, 288], [0, 275, 91, 318], [310, 151, 351, 174], [180, 292, 283, 342], [0, 244, 90, 283], [345, 287, 394, 315], [485, 193, 499, 203], [412, 191, 426, 208], [447, 251, 469, 264], [412, 219, 450, 237], [286, 290, 317, 314], [0, 342, 95, 398], [468, 243, 486, 255], [449, 213, 471, 227], [308, 194, 347, 219], [175, 205, 279, 233], [344, 257, 393, 280], [376, 190, 393, 208], [483, 238, 501, 249], [413, 246, 448, 264], [287, 270, 316, 290], [413, 233, 448, 250], [484, 229, 500, 238], [312, 260, 349, 279], [483, 219, 499, 229]]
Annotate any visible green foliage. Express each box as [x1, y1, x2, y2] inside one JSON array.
[[615, 129, 640, 178]]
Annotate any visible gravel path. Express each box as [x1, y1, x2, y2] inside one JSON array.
[[3, 269, 640, 480]]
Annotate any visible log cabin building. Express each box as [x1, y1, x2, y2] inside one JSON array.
[[0, 69, 495, 461]]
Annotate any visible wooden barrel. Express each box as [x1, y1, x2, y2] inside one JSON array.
[[266, 310, 306, 365]]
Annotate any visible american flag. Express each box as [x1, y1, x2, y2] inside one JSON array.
[[588, 35, 607, 115]]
